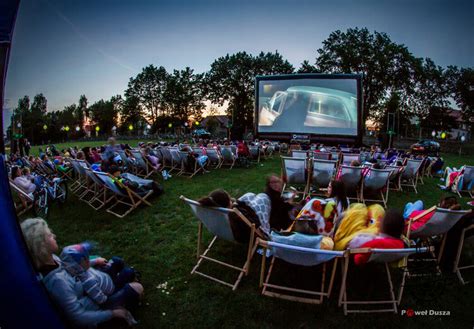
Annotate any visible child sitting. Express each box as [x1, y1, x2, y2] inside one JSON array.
[[108, 165, 163, 195]]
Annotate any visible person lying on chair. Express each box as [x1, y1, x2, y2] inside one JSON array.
[[108, 165, 163, 196]]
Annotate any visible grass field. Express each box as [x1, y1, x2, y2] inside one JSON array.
[[20, 141, 474, 328]]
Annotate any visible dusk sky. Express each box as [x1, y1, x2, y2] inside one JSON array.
[[4, 0, 474, 122]]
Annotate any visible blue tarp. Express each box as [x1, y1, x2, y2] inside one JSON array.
[[0, 0, 66, 328]]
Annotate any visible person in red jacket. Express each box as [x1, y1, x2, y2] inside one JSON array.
[[354, 209, 405, 265]]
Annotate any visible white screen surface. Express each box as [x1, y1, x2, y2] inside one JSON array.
[[257, 78, 358, 136]]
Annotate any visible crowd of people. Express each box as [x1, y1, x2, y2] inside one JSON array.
[[6, 138, 474, 327]]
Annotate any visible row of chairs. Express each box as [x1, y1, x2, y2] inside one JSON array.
[[69, 158, 153, 218], [181, 196, 473, 314]]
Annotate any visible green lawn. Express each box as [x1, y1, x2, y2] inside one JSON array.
[[19, 142, 474, 329]]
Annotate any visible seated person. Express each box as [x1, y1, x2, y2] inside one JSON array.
[[404, 196, 461, 232], [198, 189, 262, 242], [265, 175, 298, 232], [54, 157, 72, 173], [20, 218, 142, 327], [334, 203, 371, 250], [181, 145, 209, 173], [354, 209, 405, 265], [108, 165, 163, 195], [144, 147, 161, 171], [11, 166, 41, 194]]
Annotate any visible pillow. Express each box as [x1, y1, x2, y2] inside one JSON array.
[[271, 231, 323, 249]]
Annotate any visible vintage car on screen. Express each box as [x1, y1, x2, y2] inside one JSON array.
[[259, 86, 357, 130]]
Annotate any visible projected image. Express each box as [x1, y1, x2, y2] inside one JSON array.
[[258, 78, 358, 136]]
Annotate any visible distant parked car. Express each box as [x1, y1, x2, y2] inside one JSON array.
[[411, 140, 440, 155]]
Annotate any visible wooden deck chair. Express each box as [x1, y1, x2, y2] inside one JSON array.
[[454, 223, 474, 285], [69, 159, 90, 197], [178, 151, 201, 178], [257, 238, 344, 304], [130, 150, 156, 178], [339, 247, 430, 315], [456, 165, 474, 198], [280, 143, 289, 155], [281, 156, 308, 198], [359, 151, 371, 163], [400, 159, 422, 193], [337, 166, 363, 202], [94, 171, 153, 218], [206, 148, 223, 169], [9, 181, 35, 216], [265, 145, 275, 158], [361, 168, 392, 208], [291, 150, 308, 159], [307, 159, 337, 197], [220, 146, 236, 169], [406, 207, 469, 268], [83, 169, 115, 210], [249, 146, 261, 163], [312, 152, 331, 160], [386, 165, 404, 191], [157, 147, 172, 170], [341, 153, 361, 166], [169, 148, 183, 174], [180, 196, 265, 290], [331, 151, 341, 164]]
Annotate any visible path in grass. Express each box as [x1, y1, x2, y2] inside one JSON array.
[[21, 148, 474, 329]]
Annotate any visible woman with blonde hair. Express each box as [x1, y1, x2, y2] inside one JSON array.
[[20, 218, 142, 328]]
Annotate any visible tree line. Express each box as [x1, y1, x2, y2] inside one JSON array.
[[9, 27, 473, 144]]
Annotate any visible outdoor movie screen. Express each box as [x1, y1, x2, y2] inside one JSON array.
[[256, 75, 360, 136]]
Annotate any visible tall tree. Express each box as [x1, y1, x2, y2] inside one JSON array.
[[89, 98, 118, 135], [447, 66, 474, 126], [164, 67, 206, 123], [125, 65, 168, 125], [315, 28, 418, 121], [206, 51, 293, 138]]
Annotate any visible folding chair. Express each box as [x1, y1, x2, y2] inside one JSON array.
[[180, 196, 265, 290], [169, 148, 183, 174], [206, 148, 223, 169], [454, 223, 474, 285], [307, 159, 337, 197], [341, 153, 360, 166], [116, 150, 132, 172], [400, 159, 422, 193], [281, 156, 308, 198], [131, 150, 157, 178], [9, 181, 35, 216], [406, 207, 469, 267], [94, 171, 153, 218], [291, 150, 308, 159], [337, 166, 363, 202], [220, 146, 236, 169], [69, 159, 90, 197], [361, 168, 392, 208], [257, 238, 344, 304], [159, 147, 173, 170], [249, 146, 261, 163], [179, 151, 202, 178], [456, 165, 474, 198], [312, 152, 331, 160], [83, 169, 115, 210], [386, 165, 404, 191], [339, 247, 430, 315]]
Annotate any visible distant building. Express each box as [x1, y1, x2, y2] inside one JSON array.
[[201, 115, 229, 137], [448, 109, 472, 140]]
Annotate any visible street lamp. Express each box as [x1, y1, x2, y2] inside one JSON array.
[[95, 126, 100, 137], [441, 132, 446, 139], [459, 135, 466, 155], [75, 126, 80, 132], [43, 124, 48, 131], [112, 126, 117, 136], [431, 130, 436, 138]]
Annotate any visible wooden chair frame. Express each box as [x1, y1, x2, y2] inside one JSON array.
[[180, 196, 265, 290], [220, 147, 236, 169], [95, 172, 153, 218], [454, 224, 474, 285], [306, 159, 337, 197], [360, 168, 391, 208], [9, 181, 34, 216], [400, 159, 422, 194], [281, 156, 309, 199], [258, 239, 344, 304], [338, 247, 429, 315]]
